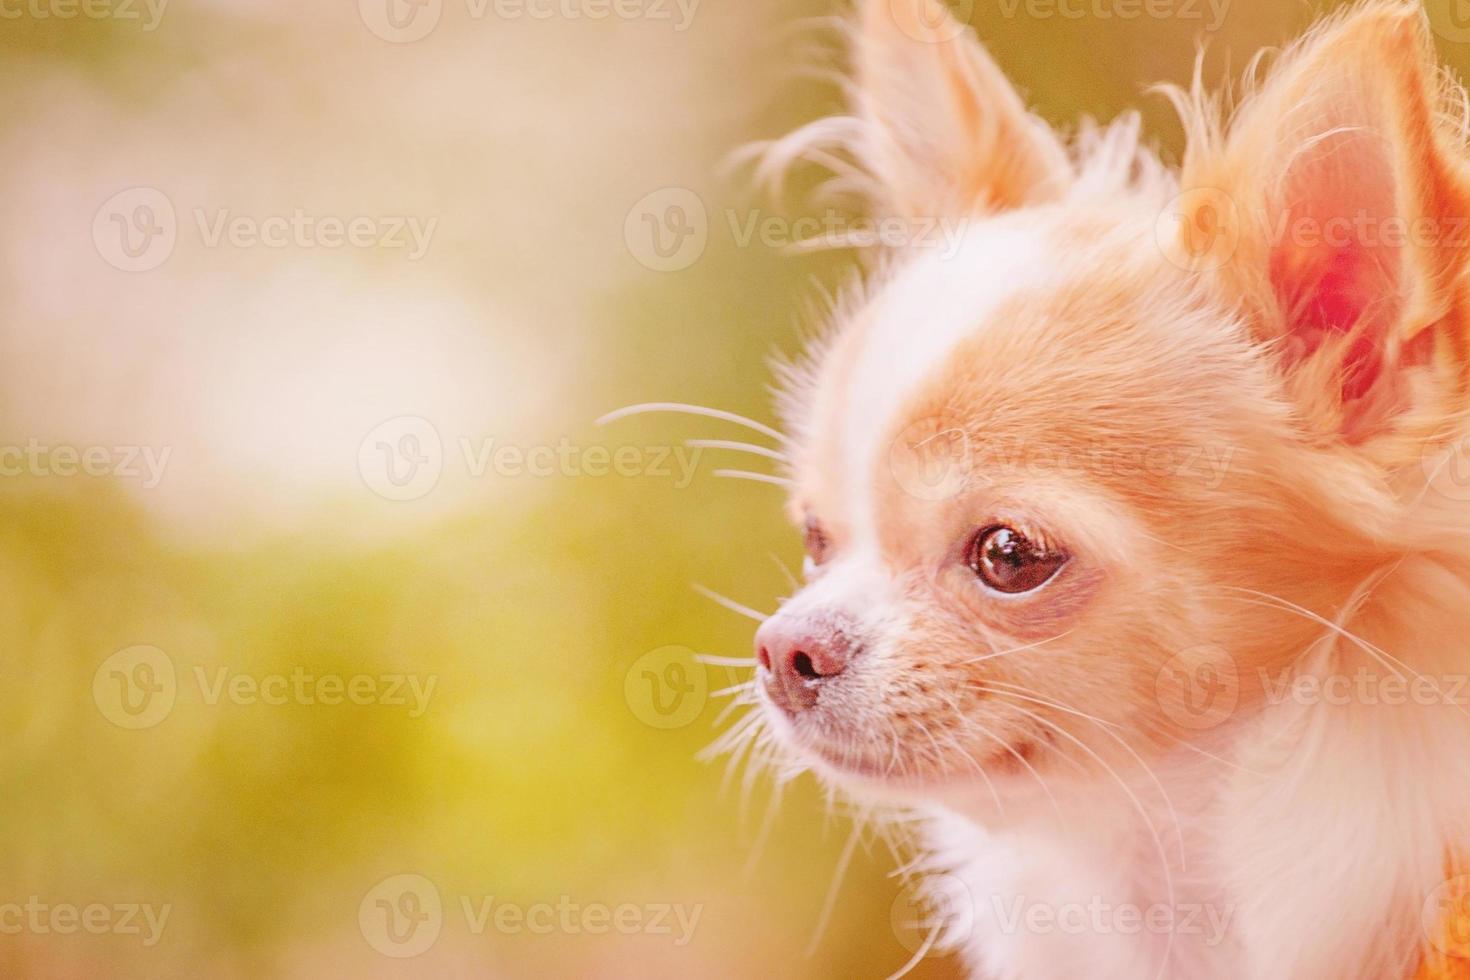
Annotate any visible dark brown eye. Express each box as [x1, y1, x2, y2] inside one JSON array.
[[803, 515, 830, 570], [966, 525, 1067, 594]]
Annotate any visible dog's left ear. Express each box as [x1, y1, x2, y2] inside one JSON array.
[[1178, 4, 1470, 449], [853, 0, 1071, 218]]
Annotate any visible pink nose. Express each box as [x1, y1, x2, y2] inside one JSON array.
[[755, 617, 858, 714]]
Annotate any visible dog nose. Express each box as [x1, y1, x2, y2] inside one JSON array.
[[755, 617, 857, 714]]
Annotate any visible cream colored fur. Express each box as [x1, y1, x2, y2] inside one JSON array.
[[745, 2, 1470, 978]]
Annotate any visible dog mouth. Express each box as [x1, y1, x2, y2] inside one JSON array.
[[766, 701, 1046, 787]]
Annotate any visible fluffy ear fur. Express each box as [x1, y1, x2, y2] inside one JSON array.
[[1176, 3, 1470, 450], [854, 0, 1071, 218]]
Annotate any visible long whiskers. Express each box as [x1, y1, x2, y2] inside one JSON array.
[[956, 629, 1072, 666], [595, 401, 789, 444], [804, 819, 863, 957], [692, 583, 770, 623], [979, 692, 1181, 972], [1219, 584, 1470, 718], [713, 469, 793, 488], [982, 682, 1185, 867], [686, 438, 791, 463]]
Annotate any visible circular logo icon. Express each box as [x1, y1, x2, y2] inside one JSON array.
[[624, 188, 708, 272], [888, 417, 974, 501], [360, 873, 443, 958], [624, 645, 707, 729], [93, 187, 177, 273], [1155, 187, 1240, 273], [1155, 644, 1240, 731], [1424, 875, 1470, 960], [358, 0, 442, 43], [1426, 1, 1470, 45], [92, 645, 177, 730], [358, 416, 443, 502], [1421, 436, 1470, 503], [890, 873, 972, 954], [886, 0, 975, 43]]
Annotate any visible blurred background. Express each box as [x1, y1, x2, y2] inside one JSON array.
[[0, 0, 1456, 976]]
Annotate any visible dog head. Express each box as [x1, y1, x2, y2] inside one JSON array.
[[754, 0, 1470, 813]]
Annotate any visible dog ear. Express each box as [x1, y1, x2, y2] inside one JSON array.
[[853, 0, 1071, 219], [1174, 4, 1470, 449]]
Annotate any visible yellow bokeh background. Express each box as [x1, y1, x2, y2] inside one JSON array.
[[0, 0, 1457, 976]]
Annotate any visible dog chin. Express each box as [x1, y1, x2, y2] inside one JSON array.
[[763, 702, 1043, 804]]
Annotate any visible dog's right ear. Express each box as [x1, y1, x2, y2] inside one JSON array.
[[854, 0, 1071, 219]]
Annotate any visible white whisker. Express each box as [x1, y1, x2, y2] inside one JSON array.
[[713, 469, 793, 487], [769, 552, 800, 592], [686, 438, 790, 462], [692, 583, 769, 623], [956, 629, 1071, 666], [595, 401, 788, 444], [805, 820, 862, 957], [695, 653, 756, 667]]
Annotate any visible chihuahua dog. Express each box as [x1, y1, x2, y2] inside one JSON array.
[[722, 1, 1470, 977]]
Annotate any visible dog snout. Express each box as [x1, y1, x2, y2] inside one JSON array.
[[755, 614, 861, 714]]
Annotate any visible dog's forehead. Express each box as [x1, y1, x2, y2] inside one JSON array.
[[830, 220, 1058, 544]]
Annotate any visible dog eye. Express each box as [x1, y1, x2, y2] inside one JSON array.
[[803, 515, 830, 573], [967, 525, 1067, 594]]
